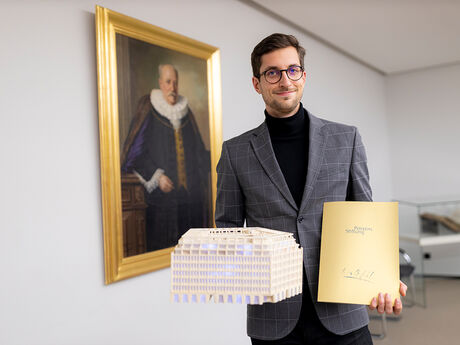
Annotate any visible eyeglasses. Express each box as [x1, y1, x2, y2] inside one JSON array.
[[259, 65, 304, 84]]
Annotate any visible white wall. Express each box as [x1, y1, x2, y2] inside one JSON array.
[[386, 64, 460, 200], [0, 1, 390, 344]]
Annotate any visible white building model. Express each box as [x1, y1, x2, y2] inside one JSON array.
[[171, 227, 303, 304]]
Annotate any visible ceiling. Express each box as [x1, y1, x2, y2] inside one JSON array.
[[243, 0, 460, 75]]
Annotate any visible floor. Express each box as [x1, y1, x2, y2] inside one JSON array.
[[368, 277, 459, 345]]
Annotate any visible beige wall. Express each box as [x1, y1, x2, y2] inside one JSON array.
[[386, 64, 460, 200]]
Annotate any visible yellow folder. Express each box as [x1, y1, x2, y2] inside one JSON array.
[[318, 201, 400, 305]]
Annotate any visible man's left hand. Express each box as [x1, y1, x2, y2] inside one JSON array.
[[368, 281, 407, 315]]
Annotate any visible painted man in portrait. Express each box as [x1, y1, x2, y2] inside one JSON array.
[[121, 64, 211, 252]]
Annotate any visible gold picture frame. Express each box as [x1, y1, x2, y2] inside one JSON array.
[[95, 6, 222, 284]]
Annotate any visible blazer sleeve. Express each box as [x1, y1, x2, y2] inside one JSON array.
[[346, 128, 373, 202], [215, 141, 246, 228]]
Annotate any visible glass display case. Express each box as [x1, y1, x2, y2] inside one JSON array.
[[396, 196, 460, 307]]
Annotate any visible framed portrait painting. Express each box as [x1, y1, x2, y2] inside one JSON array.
[[95, 6, 222, 284]]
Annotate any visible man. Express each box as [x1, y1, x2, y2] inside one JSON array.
[[122, 64, 211, 252], [215, 34, 406, 344]]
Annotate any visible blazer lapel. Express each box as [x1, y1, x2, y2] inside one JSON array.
[[299, 112, 327, 213], [250, 122, 298, 211]]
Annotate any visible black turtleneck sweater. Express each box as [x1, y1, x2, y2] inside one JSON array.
[[265, 105, 309, 207], [266, 106, 317, 320]]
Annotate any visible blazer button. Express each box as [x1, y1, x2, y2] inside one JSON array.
[[298, 216, 304, 223]]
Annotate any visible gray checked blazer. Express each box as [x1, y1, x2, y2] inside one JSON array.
[[215, 109, 373, 340]]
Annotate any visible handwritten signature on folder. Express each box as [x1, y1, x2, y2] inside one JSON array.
[[342, 267, 375, 283]]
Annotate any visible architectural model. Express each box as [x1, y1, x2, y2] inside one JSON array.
[[171, 227, 303, 304]]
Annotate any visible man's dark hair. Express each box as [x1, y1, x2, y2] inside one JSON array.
[[251, 33, 306, 78]]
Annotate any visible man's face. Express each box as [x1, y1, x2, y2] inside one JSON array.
[[252, 46, 306, 118], [159, 65, 178, 105]]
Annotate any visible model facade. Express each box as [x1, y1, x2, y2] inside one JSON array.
[[171, 227, 303, 304]]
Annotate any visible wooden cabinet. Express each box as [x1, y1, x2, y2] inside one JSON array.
[[121, 174, 147, 257]]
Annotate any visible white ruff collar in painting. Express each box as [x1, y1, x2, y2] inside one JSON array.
[[150, 89, 188, 130]]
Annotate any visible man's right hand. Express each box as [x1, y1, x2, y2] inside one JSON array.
[[159, 174, 174, 193]]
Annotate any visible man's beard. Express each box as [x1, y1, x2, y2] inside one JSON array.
[[263, 90, 301, 115], [167, 92, 178, 105]]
